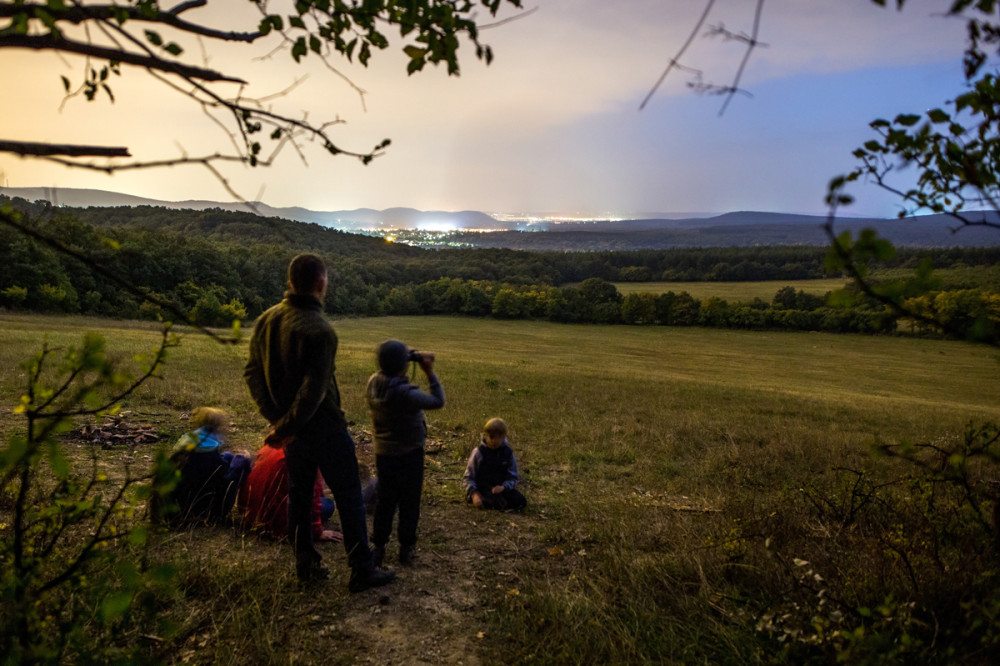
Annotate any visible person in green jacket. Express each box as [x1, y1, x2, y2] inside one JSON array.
[[244, 253, 395, 593]]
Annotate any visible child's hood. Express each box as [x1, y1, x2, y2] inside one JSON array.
[[366, 373, 411, 405]]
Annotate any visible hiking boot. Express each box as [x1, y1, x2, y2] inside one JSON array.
[[372, 544, 386, 568], [399, 544, 417, 566], [348, 565, 396, 594], [296, 562, 331, 584]]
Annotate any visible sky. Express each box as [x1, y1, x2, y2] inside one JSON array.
[[0, 0, 978, 217]]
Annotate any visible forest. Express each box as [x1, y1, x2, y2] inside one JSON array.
[[2, 195, 999, 339]]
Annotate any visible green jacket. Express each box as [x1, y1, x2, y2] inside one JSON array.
[[244, 292, 346, 438]]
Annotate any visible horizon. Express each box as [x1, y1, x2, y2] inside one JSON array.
[[0, 185, 906, 223]]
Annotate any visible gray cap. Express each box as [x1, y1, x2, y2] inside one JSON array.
[[377, 339, 409, 375]]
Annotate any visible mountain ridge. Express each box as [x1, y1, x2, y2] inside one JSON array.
[[3, 186, 999, 249]]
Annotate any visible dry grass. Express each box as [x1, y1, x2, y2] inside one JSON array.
[[2, 313, 998, 663]]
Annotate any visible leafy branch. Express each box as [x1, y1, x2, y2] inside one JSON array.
[[1, 326, 179, 661], [0, 0, 522, 181]]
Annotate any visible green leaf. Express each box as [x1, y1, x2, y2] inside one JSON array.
[[0, 435, 29, 472], [164, 42, 183, 57], [129, 525, 149, 547], [61, 75, 70, 92], [47, 440, 71, 480], [827, 289, 856, 308], [894, 113, 921, 127], [926, 108, 950, 123], [99, 591, 134, 623], [404, 45, 426, 74], [291, 37, 307, 62], [145, 30, 163, 47], [34, 8, 55, 29], [152, 564, 178, 584]]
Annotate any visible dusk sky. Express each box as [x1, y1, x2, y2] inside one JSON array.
[[0, 0, 976, 217]]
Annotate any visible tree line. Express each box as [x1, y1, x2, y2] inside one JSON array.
[[1, 196, 998, 339]]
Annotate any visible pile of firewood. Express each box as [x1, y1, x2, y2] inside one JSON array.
[[74, 412, 162, 449]]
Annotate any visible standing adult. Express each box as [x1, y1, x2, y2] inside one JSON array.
[[244, 253, 395, 592]]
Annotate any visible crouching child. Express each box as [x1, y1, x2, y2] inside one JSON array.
[[464, 417, 526, 511]]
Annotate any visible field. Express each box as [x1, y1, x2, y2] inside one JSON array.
[[3, 313, 999, 663], [611, 278, 850, 301]]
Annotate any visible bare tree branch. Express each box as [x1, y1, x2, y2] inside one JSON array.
[[0, 34, 246, 83], [0, 2, 261, 42], [717, 0, 765, 116], [641, 0, 766, 115], [478, 5, 539, 30], [167, 0, 205, 15], [0, 141, 129, 158], [640, 0, 716, 111]]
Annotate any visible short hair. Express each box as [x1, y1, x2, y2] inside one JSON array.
[[190, 406, 226, 433], [287, 253, 327, 294], [483, 417, 507, 438]]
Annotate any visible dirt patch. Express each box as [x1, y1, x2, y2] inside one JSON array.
[[317, 429, 540, 665]]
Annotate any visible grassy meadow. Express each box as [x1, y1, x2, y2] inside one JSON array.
[[2, 313, 999, 663], [611, 278, 850, 301]]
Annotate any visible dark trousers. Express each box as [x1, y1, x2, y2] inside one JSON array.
[[172, 451, 250, 525], [479, 487, 527, 512], [372, 449, 424, 548], [285, 427, 372, 572]]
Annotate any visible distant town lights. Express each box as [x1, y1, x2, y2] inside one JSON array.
[[414, 220, 456, 232]]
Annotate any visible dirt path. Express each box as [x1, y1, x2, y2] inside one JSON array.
[[319, 433, 540, 665]]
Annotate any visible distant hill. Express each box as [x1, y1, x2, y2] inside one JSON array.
[[434, 213, 1000, 250], [0, 187, 504, 231], [3, 186, 999, 249]]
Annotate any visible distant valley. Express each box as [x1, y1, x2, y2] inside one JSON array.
[[3, 186, 999, 250]]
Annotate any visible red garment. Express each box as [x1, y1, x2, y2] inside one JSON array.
[[238, 445, 323, 540]]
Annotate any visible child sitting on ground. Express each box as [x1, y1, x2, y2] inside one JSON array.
[[463, 417, 526, 511], [238, 441, 342, 543], [169, 407, 251, 525]]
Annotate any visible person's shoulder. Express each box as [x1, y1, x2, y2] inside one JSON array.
[[260, 299, 288, 318], [292, 307, 334, 339]]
